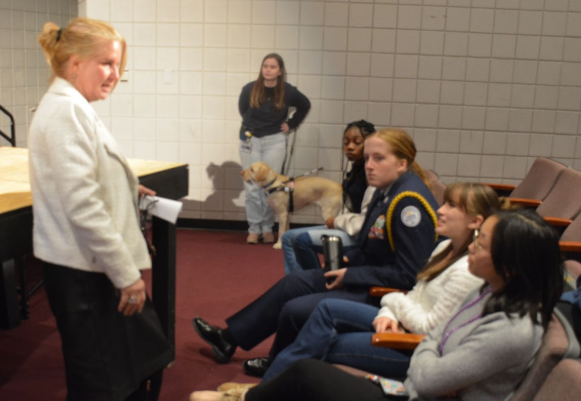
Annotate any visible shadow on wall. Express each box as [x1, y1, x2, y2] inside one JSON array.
[[181, 161, 246, 219]]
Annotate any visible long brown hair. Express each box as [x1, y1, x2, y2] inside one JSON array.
[[365, 128, 429, 188], [38, 18, 127, 88], [417, 183, 504, 282], [249, 53, 286, 111]]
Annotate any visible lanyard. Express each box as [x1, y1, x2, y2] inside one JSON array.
[[439, 287, 492, 355]]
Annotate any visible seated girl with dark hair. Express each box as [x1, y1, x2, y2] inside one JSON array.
[[191, 208, 563, 401], [281, 119, 376, 274]]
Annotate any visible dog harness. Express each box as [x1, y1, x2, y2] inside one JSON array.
[[264, 167, 323, 213], [267, 180, 296, 212]]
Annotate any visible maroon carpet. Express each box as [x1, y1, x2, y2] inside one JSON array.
[[0, 229, 285, 401]]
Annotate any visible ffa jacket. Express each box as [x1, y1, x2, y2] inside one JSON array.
[[343, 170, 439, 290]]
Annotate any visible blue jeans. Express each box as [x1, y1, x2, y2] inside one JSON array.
[[281, 226, 358, 274], [239, 133, 287, 234], [263, 299, 412, 382]]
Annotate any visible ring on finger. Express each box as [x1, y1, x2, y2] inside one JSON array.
[[128, 296, 138, 305]]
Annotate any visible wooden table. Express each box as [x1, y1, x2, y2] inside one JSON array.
[[0, 147, 188, 356]]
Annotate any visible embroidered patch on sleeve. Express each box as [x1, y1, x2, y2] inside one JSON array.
[[401, 206, 421, 227]]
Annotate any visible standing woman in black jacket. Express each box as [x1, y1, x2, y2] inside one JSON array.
[[239, 53, 311, 244]]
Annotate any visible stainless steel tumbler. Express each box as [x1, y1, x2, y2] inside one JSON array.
[[321, 235, 343, 284]]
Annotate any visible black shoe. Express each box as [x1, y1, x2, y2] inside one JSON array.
[[243, 357, 272, 378], [192, 317, 236, 364]]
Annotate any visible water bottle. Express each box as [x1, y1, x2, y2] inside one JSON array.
[[321, 235, 343, 284]]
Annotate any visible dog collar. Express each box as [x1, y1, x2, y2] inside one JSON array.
[[262, 177, 277, 189]]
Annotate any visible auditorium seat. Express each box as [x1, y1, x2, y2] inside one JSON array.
[[507, 308, 580, 401], [487, 157, 566, 202], [510, 168, 581, 231], [535, 169, 581, 221], [559, 213, 581, 257], [423, 168, 446, 206], [531, 359, 581, 401]]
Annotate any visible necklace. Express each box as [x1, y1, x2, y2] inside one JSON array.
[[439, 287, 492, 355]]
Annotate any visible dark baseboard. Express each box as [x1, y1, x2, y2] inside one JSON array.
[[176, 218, 318, 232]]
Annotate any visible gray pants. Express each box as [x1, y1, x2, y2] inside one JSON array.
[[239, 132, 287, 234]]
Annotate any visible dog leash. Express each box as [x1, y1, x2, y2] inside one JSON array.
[[281, 167, 324, 184]]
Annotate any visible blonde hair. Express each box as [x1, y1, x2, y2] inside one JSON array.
[[365, 128, 428, 187], [417, 183, 506, 282], [38, 18, 126, 88]]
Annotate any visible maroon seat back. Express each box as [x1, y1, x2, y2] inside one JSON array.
[[531, 359, 581, 401], [510, 158, 566, 201], [561, 213, 581, 242], [536, 169, 581, 220], [422, 169, 446, 206], [509, 309, 579, 401]]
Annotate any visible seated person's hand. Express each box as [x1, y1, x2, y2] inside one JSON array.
[[372, 317, 404, 333], [325, 217, 335, 228], [325, 268, 347, 290]]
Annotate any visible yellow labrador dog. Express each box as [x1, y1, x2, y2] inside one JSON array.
[[241, 161, 343, 249]]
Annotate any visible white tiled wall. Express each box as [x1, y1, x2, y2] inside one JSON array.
[[12, 0, 581, 223], [0, 0, 78, 147]]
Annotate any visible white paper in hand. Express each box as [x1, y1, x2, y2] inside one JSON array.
[[139, 195, 183, 224]]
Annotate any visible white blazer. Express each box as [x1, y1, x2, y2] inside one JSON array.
[[28, 78, 150, 289]]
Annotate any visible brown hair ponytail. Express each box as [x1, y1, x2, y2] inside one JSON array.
[[365, 128, 430, 188]]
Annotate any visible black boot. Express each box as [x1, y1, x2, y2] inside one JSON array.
[[192, 317, 236, 363]]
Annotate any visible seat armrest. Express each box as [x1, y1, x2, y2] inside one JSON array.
[[509, 198, 542, 208], [544, 217, 572, 227], [483, 183, 515, 197], [484, 183, 516, 192], [371, 333, 425, 350], [369, 287, 408, 297], [560, 241, 581, 252]]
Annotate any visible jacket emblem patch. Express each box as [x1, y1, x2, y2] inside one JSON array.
[[401, 206, 421, 227], [369, 215, 385, 239]]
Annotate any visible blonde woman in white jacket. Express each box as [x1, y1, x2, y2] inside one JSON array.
[[30, 19, 171, 401], [261, 182, 503, 381]]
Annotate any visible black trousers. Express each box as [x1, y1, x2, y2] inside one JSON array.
[[225, 269, 370, 357], [43, 263, 173, 401], [246, 359, 395, 401]]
